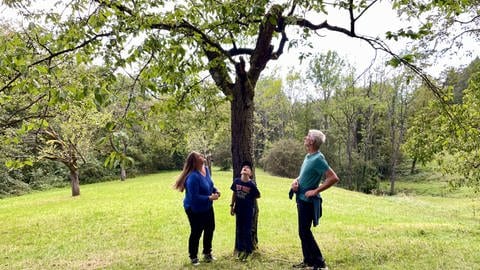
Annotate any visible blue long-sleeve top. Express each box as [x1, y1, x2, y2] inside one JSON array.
[[183, 167, 218, 213]]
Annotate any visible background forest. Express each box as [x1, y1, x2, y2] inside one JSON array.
[[1, 53, 479, 198]]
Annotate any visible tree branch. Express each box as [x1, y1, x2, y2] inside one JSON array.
[[248, 4, 283, 82], [295, 18, 355, 37], [1, 32, 113, 93], [354, 0, 379, 23]]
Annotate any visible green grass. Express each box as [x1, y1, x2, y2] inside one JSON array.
[[379, 164, 476, 198], [1, 169, 479, 269]]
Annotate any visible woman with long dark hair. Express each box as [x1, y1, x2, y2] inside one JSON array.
[[174, 151, 221, 266]]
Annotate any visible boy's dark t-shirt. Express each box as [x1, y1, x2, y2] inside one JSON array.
[[230, 178, 260, 211]]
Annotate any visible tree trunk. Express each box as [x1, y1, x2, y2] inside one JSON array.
[[69, 168, 80, 197], [410, 157, 417, 174], [121, 142, 127, 181], [230, 86, 254, 177], [389, 157, 397, 195], [120, 165, 126, 181], [206, 154, 213, 176], [230, 81, 257, 251]]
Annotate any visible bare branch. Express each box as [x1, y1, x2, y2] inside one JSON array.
[[295, 18, 354, 37], [354, 0, 379, 22]]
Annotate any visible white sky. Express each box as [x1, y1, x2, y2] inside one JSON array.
[[268, 1, 478, 80]]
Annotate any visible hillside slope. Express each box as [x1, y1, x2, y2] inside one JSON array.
[[1, 169, 478, 269]]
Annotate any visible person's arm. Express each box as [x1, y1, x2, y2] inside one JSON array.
[[305, 168, 339, 197], [254, 183, 261, 199], [230, 191, 236, 216]]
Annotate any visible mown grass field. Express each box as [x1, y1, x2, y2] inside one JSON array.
[[1, 169, 479, 269]]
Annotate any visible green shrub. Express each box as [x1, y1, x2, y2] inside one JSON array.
[[261, 138, 305, 178], [212, 146, 232, 171], [0, 172, 30, 198], [80, 161, 117, 184]]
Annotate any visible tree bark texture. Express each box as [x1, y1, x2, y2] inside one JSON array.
[[69, 168, 80, 197], [120, 165, 126, 181]]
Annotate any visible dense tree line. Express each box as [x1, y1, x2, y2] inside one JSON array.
[[1, 53, 478, 197]]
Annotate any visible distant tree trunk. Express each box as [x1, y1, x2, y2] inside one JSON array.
[[120, 165, 126, 181], [206, 154, 213, 176], [68, 167, 80, 197], [345, 117, 354, 189], [389, 91, 398, 195], [389, 79, 408, 195], [410, 157, 417, 174], [389, 159, 397, 195], [120, 141, 127, 181]]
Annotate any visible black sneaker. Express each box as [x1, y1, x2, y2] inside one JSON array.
[[236, 251, 244, 260], [312, 262, 328, 270], [203, 253, 216, 263], [292, 262, 311, 268], [191, 258, 200, 266], [239, 252, 250, 262]]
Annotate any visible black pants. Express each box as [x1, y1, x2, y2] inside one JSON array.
[[235, 206, 254, 253], [297, 200, 325, 266], [185, 207, 215, 259]]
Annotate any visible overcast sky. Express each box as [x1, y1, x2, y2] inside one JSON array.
[[1, 1, 477, 80], [269, 1, 478, 80]]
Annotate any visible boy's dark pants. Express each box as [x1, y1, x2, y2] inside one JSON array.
[[236, 206, 254, 253]]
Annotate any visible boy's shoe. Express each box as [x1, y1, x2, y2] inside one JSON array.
[[239, 252, 250, 262], [203, 253, 216, 263], [292, 262, 311, 268], [237, 251, 244, 260], [312, 262, 328, 270], [191, 258, 200, 266]]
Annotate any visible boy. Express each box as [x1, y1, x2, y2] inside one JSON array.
[[230, 161, 261, 261]]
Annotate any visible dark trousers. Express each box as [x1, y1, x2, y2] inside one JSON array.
[[297, 200, 325, 266], [185, 207, 215, 259], [235, 206, 254, 253]]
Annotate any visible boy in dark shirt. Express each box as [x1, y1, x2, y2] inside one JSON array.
[[230, 161, 261, 261]]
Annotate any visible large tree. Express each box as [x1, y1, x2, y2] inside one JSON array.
[[3, 0, 454, 176]]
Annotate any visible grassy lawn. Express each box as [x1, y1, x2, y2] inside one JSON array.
[[1, 169, 479, 269]]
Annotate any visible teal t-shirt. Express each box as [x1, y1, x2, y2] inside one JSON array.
[[297, 151, 329, 202]]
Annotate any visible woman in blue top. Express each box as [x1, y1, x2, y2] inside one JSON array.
[[174, 151, 221, 266]]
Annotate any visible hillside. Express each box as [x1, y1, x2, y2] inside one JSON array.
[[0, 169, 478, 269]]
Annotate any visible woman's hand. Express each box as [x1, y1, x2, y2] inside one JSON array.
[[209, 193, 220, 201]]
